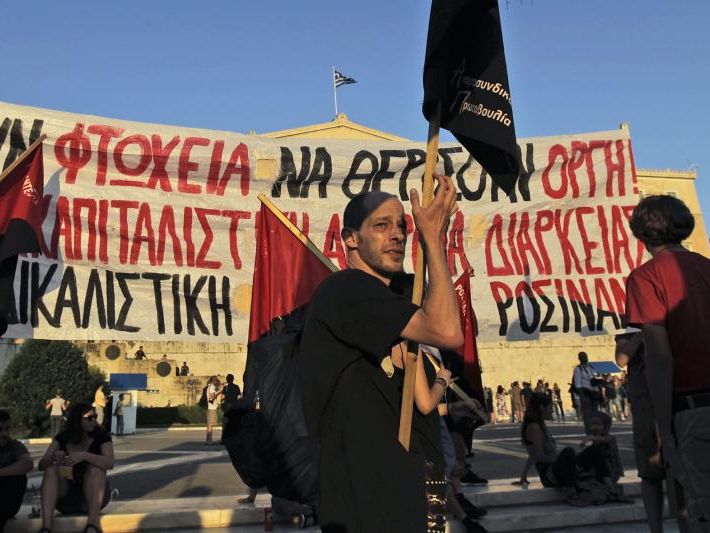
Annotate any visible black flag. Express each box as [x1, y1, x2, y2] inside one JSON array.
[[423, 0, 519, 194]]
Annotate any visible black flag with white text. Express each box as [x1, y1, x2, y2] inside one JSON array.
[[423, 0, 519, 194]]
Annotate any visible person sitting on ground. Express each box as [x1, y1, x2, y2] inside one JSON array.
[[522, 393, 615, 493], [38, 402, 114, 533], [0, 410, 33, 531], [580, 411, 624, 483], [134, 346, 146, 360]]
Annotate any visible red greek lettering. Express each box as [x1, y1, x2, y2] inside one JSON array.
[[111, 134, 152, 187], [485, 214, 514, 276], [87, 125, 124, 186], [222, 210, 250, 269], [157, 205, 183, 266], [195, 208, 221, 269], [54, 123, 92, 184], [178, 137, 209, 194], [541, 144, 568, 200], [322, 214, 346, 269], [110, 200, 140, 264], [146, 135, 180, 192], [130, 202, 156, 265], [72, 198, 97, 261]]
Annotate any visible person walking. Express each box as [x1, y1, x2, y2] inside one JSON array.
[[46, 390, 67, 437]]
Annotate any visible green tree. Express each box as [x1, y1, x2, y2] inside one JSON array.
[[0, 340, 106, 436]]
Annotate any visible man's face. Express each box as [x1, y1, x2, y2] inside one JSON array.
[[0, 420, 11, 446], [347, 198, 407, 279]]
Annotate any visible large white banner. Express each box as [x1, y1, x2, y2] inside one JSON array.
[[0, 101, 642, 342]]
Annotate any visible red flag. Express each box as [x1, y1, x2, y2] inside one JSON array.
[[0, 142, 44, 262], [0, 140, 45, 336], [248, 198, 337, 343], [453, 269, 484, 404]]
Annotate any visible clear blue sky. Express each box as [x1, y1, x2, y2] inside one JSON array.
[[3, 1, 709, 214]]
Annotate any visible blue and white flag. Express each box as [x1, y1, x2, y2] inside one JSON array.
[[334, 69, 357, 87]]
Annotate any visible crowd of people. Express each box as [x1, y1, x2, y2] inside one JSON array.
[[0, 191, 708, 532], [483, 370, 630, 426]]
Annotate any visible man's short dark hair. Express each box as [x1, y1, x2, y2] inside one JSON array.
[[0, 410, 10, 424], [341, 191, 397, 237], [629, 195, 694, 246], [226, 373, 234, 383]]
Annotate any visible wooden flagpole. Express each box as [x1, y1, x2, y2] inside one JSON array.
[[257, 194, 339, 273], [398, 103, 441, 449], [0, 134, 47, 185]]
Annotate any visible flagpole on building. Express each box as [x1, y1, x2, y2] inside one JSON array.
[[0, 134, 47, 185], [398, 102, 441, 450], [332, 66, 339, 117], [257, 194, 339, 273]]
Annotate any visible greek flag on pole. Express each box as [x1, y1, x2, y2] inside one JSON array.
[[334, 69, 356, 87]]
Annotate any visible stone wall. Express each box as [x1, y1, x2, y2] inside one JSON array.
[[78, 341, 247, 407]]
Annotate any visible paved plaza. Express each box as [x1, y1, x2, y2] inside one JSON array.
[[9, 418, 679, 532]]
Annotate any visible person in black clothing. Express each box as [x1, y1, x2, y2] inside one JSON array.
[[521, 382, 533, 410], [0, 410, 33, 531], [38, 402, 114, 533], [134, 346, 146, 360], [299, 179, 463, 533], [221, 373, 242, 415], [180, 362, 190, 376]]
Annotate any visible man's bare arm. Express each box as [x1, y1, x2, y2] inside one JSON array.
[[615, 332, 643, 368], [642, 324, 674, 443], [401, 175, 463, 349]]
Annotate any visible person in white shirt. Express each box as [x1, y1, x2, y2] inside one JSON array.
[[205, 376, 221, 445], [573, 352, 600, 434], [45, 391, 67, 437]]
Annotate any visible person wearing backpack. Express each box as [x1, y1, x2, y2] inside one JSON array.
[[202, 376, 221, 445]]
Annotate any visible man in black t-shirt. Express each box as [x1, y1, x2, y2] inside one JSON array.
[[0, 410, 33, 531], [299, 176, 463, 533]]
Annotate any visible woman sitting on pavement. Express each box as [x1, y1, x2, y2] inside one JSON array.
[[38, 402, 114, 533], [522, 393, 615, 492]]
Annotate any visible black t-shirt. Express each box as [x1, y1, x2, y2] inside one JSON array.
[[299, 269, 418, 439], [55, 427, 112, 455], [222, 382, 241, 402], [0, 438, 29, 469], [298, 268, 426, 532]]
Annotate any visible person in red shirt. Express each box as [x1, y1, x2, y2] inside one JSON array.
[[624, 194, 710, 530]]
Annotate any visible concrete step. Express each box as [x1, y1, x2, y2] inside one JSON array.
[[461, 476, 641, 507], [6, 478, 651, 532]]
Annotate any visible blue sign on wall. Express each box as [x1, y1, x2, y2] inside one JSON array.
[[109, 373, 148, 390]]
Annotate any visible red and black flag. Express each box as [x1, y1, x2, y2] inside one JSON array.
[[0, 138, 45, 336], [453, 269, 484, 405], [423, 0, 519, 194], [248, 195, 337, 344]]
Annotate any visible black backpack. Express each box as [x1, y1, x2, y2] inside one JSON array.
[[198, 385, 208, 409]]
